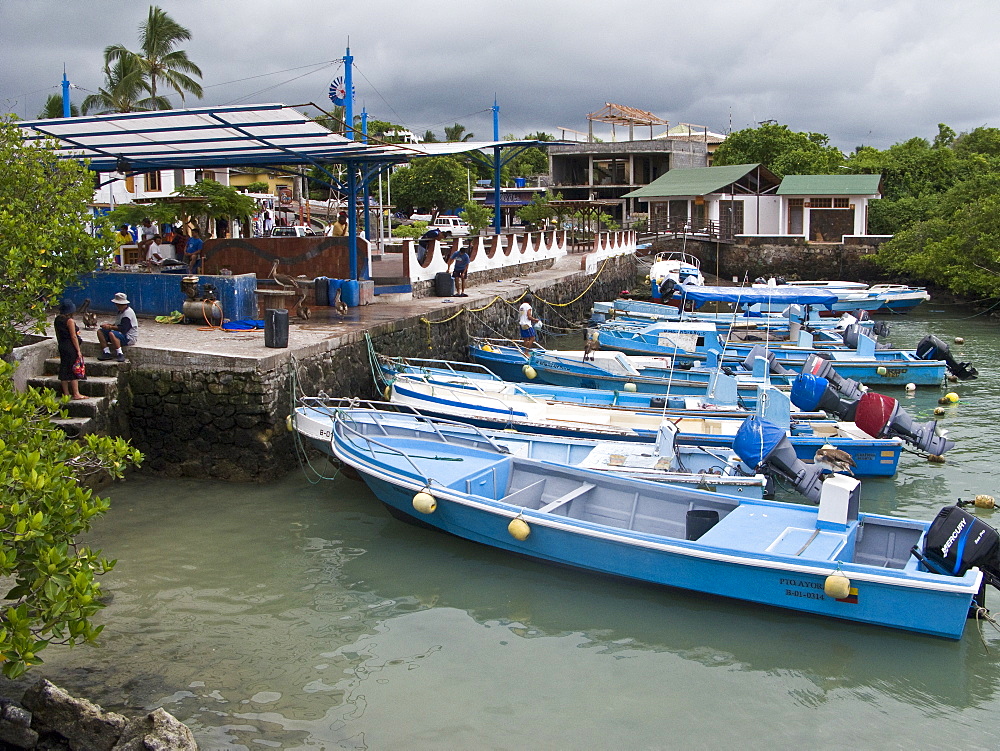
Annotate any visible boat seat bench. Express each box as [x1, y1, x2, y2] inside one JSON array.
[[695, 504, 854, 561], [538, 483, 596, 514]]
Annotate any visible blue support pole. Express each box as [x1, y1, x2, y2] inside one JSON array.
[[492, 99, 501, 235], [361, 108, 370, 242], [61, 66, 70, 118], [347, 161, 358, 280], [344, 47, 354, 141]]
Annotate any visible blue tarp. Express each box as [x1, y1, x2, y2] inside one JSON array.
[[673, 285, 838, 308]]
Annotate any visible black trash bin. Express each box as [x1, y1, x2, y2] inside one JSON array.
[[685, 509, 720, 541], [264, 308, 289, 348], [434, 271, 454, 297]]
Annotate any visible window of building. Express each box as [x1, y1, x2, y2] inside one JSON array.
[[808, 197, 833, 208], [194, 170, 216, 183], [145, 171, 162, 192], [833, 197, 850, 208]]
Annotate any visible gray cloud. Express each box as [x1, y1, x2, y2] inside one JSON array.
[[3, 0, 998, 151]]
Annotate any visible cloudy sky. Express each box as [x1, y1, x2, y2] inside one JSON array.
[[2, 0, 998, 152]]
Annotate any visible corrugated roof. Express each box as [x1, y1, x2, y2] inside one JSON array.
[[777, 174, 882, 196], [622, 164, 762, 198], [16, 104, 540, 172]]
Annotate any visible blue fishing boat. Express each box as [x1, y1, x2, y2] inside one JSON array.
[[387, 376, 904, 477], [294, 399, 769, 496], [327, 404, 1000, 639]]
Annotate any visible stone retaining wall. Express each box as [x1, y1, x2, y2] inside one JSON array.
[[648, 237, 895, 283], [125, 255, 636, 482]]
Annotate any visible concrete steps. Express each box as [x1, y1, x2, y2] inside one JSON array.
[[29, 357, 127, 436]]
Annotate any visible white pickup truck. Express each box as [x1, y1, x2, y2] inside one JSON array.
[[429, 216, 471, 237]]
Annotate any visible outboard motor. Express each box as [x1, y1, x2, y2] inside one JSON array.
[[854, 391, 955, 455], [792, 373, 955, 455], [921, 506, 1000, 585], [801, 353, 866, 400], [733, 416, 823, 504], [915, 335, 978, 380], [742, 344, 793, 376], [841, 323, 863, 349]]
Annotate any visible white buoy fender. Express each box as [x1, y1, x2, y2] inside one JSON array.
[[623, 382, 637, 393], [508, 517, 531, 541], [876, 366, 888, 376], [824, 573, 852, 600], [412, 491, 437, 514], [522, 365, 537, 380], [955, 337, 965, 344], [905, 383, 916, 392]]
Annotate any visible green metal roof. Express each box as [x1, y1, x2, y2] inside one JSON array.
[[622, 164, 763, 198], [777, 174, 882, 196]]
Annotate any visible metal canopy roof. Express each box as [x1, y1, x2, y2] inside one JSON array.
[[16, 103, 538, 172], [622, 164, 779, 199], [777, 174, 882, 196]]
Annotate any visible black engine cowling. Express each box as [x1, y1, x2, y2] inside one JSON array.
[[923, 505, 1000, 579], [915, 335, 978, 380]]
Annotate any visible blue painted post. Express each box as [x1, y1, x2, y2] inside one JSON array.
[[492, 99, 502, 235], [347, 161, 358, 280], [361, 109, 370, 243], [344, 47, 354, 141], [61, 67, 70, 118]]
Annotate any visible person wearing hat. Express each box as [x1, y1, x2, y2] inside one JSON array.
[[55, 299, 87, 400], [97, 293, 138, 362], [329, 211, 349, 237]]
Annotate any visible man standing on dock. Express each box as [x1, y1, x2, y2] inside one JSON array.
[[448, 244, 470, 297], [519, 297, 540, 347]]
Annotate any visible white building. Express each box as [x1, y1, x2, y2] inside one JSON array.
[[93, 168, 231, 208]]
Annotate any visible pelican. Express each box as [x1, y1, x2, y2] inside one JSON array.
[[268, 259, 299, 290], [77, 298, 98, 329], [332, 286, 349, 317], [813, 444, 856, 475]]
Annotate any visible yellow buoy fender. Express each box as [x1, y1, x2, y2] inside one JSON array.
[[975, 494, 996, 509], [927, 454, 946, 463], [482, 344, 497, 353], [522, 365, 537, 380], [508, 517, 531, 541], [412, 491, 437, 514], [824, 573, 852, 600], [623, 382, 637, 393], [286, 414, 294, 432], [946, 392, 960, 403], [876, 366, 888, 376], [383, 385, 392, 400]]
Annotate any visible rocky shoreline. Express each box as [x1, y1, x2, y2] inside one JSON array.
[[0, 680, 195, 750]]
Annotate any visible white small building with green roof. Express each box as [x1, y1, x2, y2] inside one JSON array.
[[624, 166, 883, 242]]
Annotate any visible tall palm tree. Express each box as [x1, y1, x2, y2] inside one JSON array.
[[444, 123, 474, 142], [422, 130, 440, 143], [37, 94, 80, 119], [104, 5, 203, 107], [81, 54, 163, 114]]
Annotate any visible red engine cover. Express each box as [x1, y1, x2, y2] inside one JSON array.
[[854, 392, 897, 438]]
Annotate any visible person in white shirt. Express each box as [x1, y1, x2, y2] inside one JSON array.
[[145, 234, 165, 267], [518, 298, 539, 347]]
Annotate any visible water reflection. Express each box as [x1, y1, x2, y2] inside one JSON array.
[[2, 308, 1000, 748]]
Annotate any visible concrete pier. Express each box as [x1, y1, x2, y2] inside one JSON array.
[[42, 253, 636, 482]]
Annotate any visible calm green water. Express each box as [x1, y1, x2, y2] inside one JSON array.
[[10, 306, 1000, 749]]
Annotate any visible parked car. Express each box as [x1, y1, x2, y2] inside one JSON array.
[[269, 225, 317, 237], [430, 216, 471, 237]]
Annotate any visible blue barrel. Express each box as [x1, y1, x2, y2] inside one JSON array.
[[315, 277, 329, 307], [342, 279, 360, 308], [327, 278, 343, 306]]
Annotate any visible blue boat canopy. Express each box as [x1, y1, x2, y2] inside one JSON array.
[[673, 285, 838, 308]]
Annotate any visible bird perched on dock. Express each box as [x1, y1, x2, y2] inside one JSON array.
[[583, 335, 600, 362], [813, 444, 856, 475], [295, 289, 311, 320], [332, 286, 349, 317], [268, 259, 300, 291], [77, 298, 98, 329]]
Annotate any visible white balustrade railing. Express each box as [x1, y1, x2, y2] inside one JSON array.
[[402, 229, 637, 283]]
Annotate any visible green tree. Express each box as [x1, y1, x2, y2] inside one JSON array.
[[712, 122, 845, 177], [389, 157, 467, 214], [81, 54, 159, 114], [443, 123, 473, 142], [243, 181, 270, 194], [104, 5, 203, 107], [110, 179, 256, 237], [421, 130, 440, 143], [0, 118, 142, 678], [460, 200, 493, 234], [516, 191, 561, 228], [37, 95, 79, 119]]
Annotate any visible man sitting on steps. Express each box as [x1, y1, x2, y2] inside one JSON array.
[[97, 293, 138, 362]]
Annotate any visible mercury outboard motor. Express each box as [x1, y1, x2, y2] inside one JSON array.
[[915, 335, 978, 380], [742, 344, 794, 376], [733, 416, 823, 504], [791, 373, 955, 455], [919, 506, 1000, 587], [842, 323, 890, 350], [801, 353, 866, 400]]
